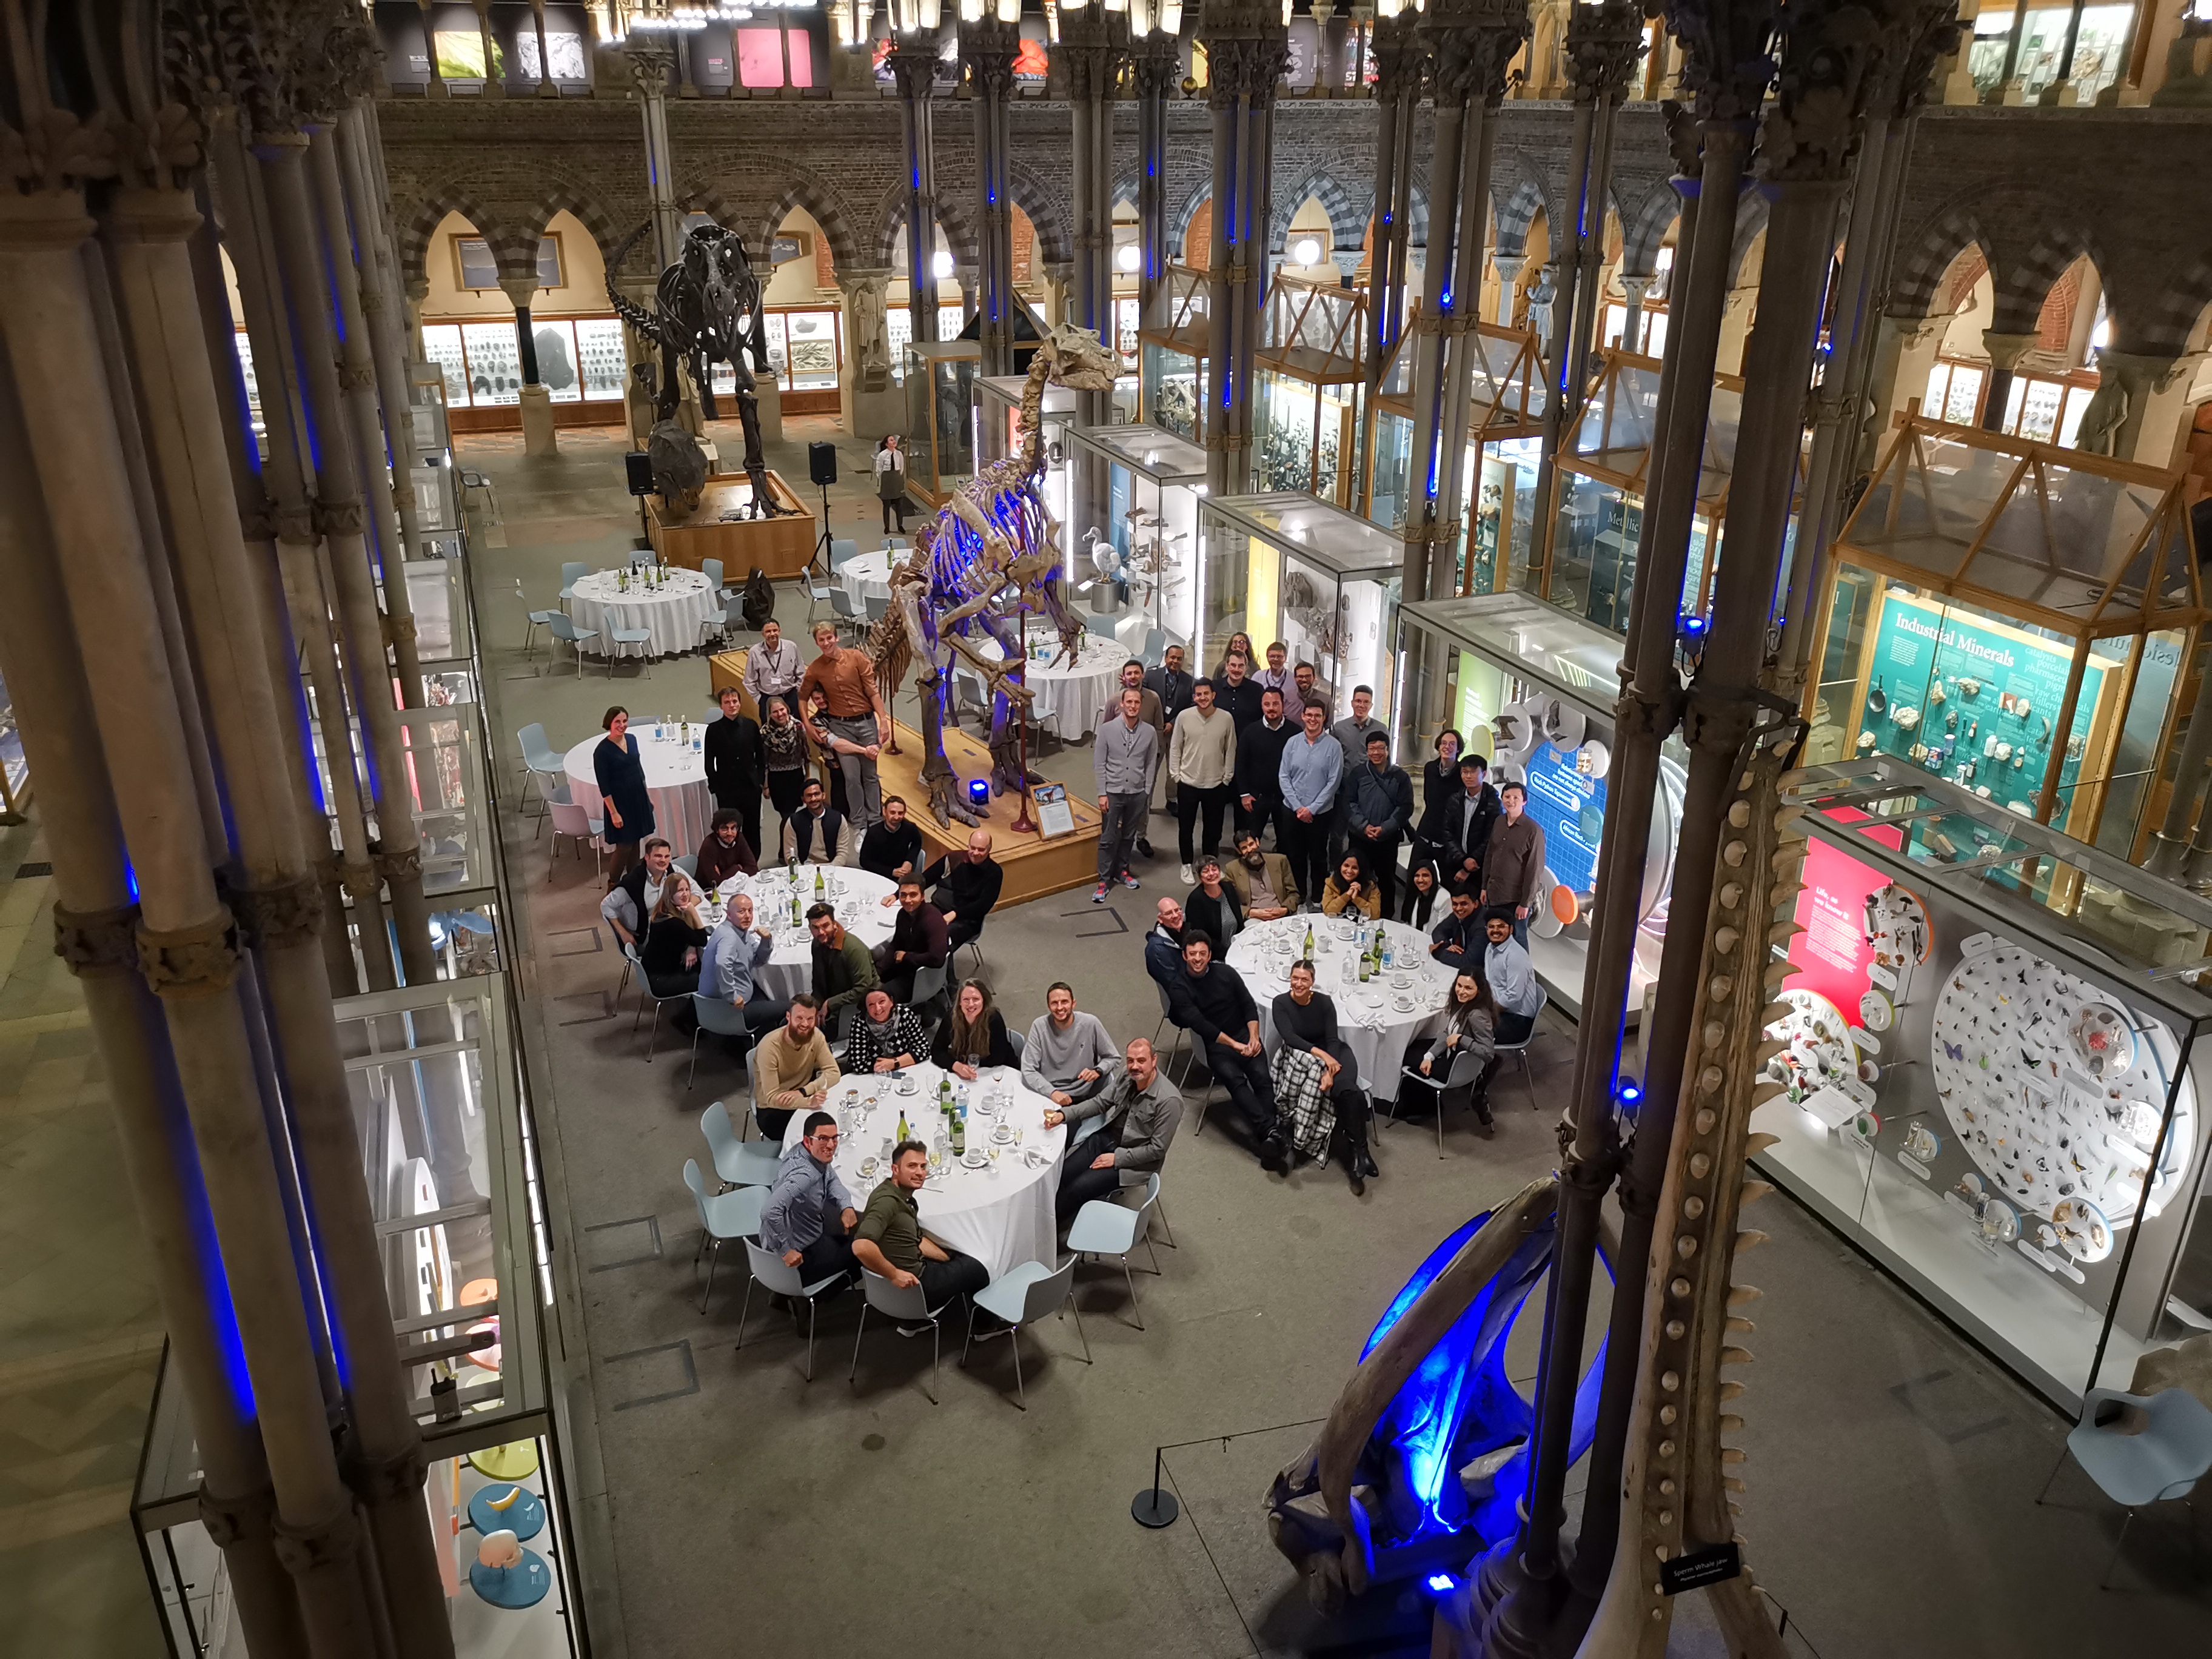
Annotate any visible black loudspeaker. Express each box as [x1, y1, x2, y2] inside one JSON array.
[[623, 451, 653, 496], [808, 440, 839, 487]]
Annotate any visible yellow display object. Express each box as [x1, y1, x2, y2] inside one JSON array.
[[466, 1440, 541, 1483]]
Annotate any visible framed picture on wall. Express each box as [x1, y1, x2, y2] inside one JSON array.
[[769, 231, 810, 266], [452, 234, 564, 293]]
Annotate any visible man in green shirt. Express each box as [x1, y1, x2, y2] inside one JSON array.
[[808, 902, 879, 1028], [852, 1142, 990, 1316]]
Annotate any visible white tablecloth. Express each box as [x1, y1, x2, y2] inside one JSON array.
[[779, 1062, 1067, 1277], [700, 866, 899, 1002], [1228, 916, 1454, 1104], [838, 550, 895, 612], [563, 726, 713, 854], [969, 625, 1127, 740], [567, 567, 718, 659]]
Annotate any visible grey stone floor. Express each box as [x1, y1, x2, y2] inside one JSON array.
[[470, 414, 2212, 1659]]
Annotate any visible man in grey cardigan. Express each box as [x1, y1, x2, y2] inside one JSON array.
[[1050, 1037, 1183, 1224], [1093, 685, 1159, 902], [1022, 982, 1119, 1105]]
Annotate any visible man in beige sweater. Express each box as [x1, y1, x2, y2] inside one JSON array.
[[752, 994, 841, 1141], [1168, 678, 1238, 885]]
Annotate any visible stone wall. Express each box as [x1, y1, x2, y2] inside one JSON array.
[[377, 93, 2212, 352]]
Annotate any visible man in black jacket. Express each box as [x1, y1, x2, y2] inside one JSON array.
[[928, 828, 1003, 956], [857, 793, 925, 885], [1344, 732, 1416, 916], [1234, 686, 1296, 845], [1166, 934, 1287, 1171], [1428, 888, 1485, 967], [1142, 896, 1186, 988], [1144, 645, 1195, 820], [1214, 651, 1265, 734], [1442, 754, 1501, 899], [703, 685, 766, 862]]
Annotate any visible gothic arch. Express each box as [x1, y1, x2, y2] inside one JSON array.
[[1491, 178, 1547, 261], [397, 182, 515, 290], [1987, 223, 2105, 340], [1728, 192, 1770, 288], [1614, 179, 1681, 278], [749, 169, 864, 273], [1268, 166, 1369, 256], [1887, 201, 1996, 321], [514, 179, 625, 279], [866, 183, 979, 272], [2142, 255, 2212, 358], [1005, 159, 1076, 268], [1169, 181, 1210, 261]]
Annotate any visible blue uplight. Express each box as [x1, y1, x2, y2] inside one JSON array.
[[1427, 1574, 1457, 1594], [967, 779, 990, 807]]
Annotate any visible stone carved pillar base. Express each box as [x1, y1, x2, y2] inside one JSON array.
[[518, 382, 557, 455]]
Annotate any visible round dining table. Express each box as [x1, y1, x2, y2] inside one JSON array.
[[566, 566, 718, 659], [838, 549, 896, 613], [563, 724, 714, 857], [1227, 916, 1455, 1104], [968, 623, 1127, 740], [698, 865, 899, 1002], [779, 1062, 1067, 1277]]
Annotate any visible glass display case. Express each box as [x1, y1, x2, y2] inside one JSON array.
[[421, 318, 628, 415], [977, 373, 1076, 538], [1798, 413, 2203, 862], [133, 971, 585, 1656], [1545, 347, 1794, 636], [901, 338, 980, 508], [459, 320, 523, 406], [1198, 493, 1403, 730], [1252, 274, 1366, 506], [1138, 264, 1210, 444], [1364, 308, 1544, 595], [1065, 422, 1208, 652], [0, 667, 28, 821], [1400, 591, 1689, 1016], [1758, 757, 2212, 1410]]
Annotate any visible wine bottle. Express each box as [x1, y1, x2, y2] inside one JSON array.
[[814, 866, 826, 899], [897, 1110, 911, 1144], [1302, 922, 1315, 957], [950, 1109, 965, 1157]]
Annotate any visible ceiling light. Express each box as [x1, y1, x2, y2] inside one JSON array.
[[1293, 236, 1322, 267], [1117, 244, 1141, 272], [932, 250, 956, 281]]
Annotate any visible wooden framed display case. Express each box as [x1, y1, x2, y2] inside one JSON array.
[[1364, 305, 1544, 596], [1798, 414, 2205, 861], [1252, 274, 1367, 506], [901, 338, 981, 510], [1400, 590, 1690, 1018], [1137, 264, 1210, 444], [1064, 423, 1208, 655], [1760, 757, 2212, 1411], [977, 373, 1076, 537], [1198, 492, 1403, 731], [1540, 348, 1800, 635], [646, 469, 818, 578]]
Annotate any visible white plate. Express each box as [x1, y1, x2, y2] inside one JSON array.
[[960, 1150, 988, 1170]]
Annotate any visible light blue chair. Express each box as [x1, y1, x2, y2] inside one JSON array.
[[546, 789, 599, 875], [701, 557, 725, 594], [515, 578, 560, 657], [863, 591, 889, 628], [2037, 1386, 2212, 1587], [606, 623, 654, 674], [737, 1240, 845, 1381], [1066, 1171, 1167, 1332], [830, 537, 860, 570], [627, 548, 656, 569], [559, 560, 589, 600], [517, 722, 565, 817], [850, 1267, 956, 1405], [700, 1099, 781, 1186], [689, 997, 759, 1091], [882, 536, 910, 553], [1139, 625, 1168, 668], [828, 585, 863, 640], [960, 1258, 1090, 1412], [682, 1159, 765, 1314], [546, 612, 598, 675], [672, 853, 698, 882]]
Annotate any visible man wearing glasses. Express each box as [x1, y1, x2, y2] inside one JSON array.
[[759, 1110, 859, 1295]]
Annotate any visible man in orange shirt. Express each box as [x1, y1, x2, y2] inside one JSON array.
[[799, 619, 891, 833]]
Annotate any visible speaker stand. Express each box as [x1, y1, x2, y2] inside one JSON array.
[[811, 480, 835, 579]]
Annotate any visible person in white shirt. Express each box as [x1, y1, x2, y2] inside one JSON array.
[[1167, 679, 1237, 886], [600, 837, 675, 947], [743, 619, 803, 722], [1483, 911, 1546, 1045], [1252, 639, 1292, 697]]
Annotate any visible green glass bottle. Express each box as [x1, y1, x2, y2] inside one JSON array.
[[950, 1107, 966, 1157], [1302, 922, 1315, 957], [897, 1109, 911, 1144], [815, 866, 826, 899]]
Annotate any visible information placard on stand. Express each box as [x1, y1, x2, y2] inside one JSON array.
[[1031, 783, 1078, 840]]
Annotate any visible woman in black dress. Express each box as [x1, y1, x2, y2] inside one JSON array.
[[1410, 727, 1464, 875], [1273, 959, 1378, 1193], [639, 873, 710, 999], [594, 706, 655, 885]]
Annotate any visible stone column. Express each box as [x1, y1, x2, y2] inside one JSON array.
[[417, 0, 446, 98], [628, 38, 683, 270], [2099, 347, 2193, 461], [1065, 4, 1124, 426], [1858, 308, 1945, 462], [839, 267, 903, 438], [1617, 270, 1652, 352], [1528, 0, 1644, 612], [1398, 0, 1526, 606], [531, 0, 558, 96], [1363, 10, 1423, 430], [503, 273, 558, 455], [472, 0, 504, 97], [964, 16, 1024, 378], [1979, 327, 2036, 430], [889, 32, 942, 350], [1043, 259, 1077, 326], [1133, 26, 1180, 333], [1199, 0, 1292, 497]]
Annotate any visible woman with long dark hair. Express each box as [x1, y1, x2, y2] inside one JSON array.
[[1321, 850, 1382, 919], [933, 979, 1020, 1079], [1401, 970, 1499, 1132], [640, 871, 710, 998], [594, 706, 654, 885], [1272, 959, 1379, 1194]]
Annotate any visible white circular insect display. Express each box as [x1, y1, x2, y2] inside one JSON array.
[[1929, 939, 2194, 1238], [1762, 987, 1856, 1105], [1859, 988, 1895, 1032]]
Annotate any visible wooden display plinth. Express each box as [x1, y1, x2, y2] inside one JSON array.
[[700, 666, 1101, 907], [648, 468, 816, 579]]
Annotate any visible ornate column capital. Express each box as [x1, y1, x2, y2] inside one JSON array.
[[1419, 0, 1528, 111], [1367, 10, 1427, 102], [959, 16, 1024, 96], [624, 36, 677, 96], [886, 33, 943, 103], [1662, 0, 1781, 124], [54, 903, 142, 979], [1980, 329, 2037, 372], [1062, 7, 1130, 101], [497, 274, 540, 311], [1130, 29, 1184, 98], [229, 876, 327, 951], [137, 911, 244, 1001], [1564, 0, 1648, 103], [1756, 0, 1930, 183], [1200, 0, 1291, 109]]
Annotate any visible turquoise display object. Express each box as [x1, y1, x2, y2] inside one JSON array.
[[466, 1483, 545, 1542], [469, 1546, 552, 1610]]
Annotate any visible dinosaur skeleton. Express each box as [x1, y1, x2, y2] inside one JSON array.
[[605, 220, 789, 520], [863, 324, 1120, 826], [1272, 745, 1810, 1659]]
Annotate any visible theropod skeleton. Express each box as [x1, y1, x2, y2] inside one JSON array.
[[605, 220, 789, 520], [863, 324, 1121, 826]]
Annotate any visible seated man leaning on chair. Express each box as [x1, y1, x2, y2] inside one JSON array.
[[752, 994, 840, 1141], [1428, 888, 1486, 968], [600, 836, 676, 951], [927, 828, 1004, 957], [843, 986, 929, 1076], [1168, 932, 1290, 1173], [759, 1110, 858, 1296], [696, 891, 787, 1047], [1021, 982, 1119, 1107], [808, 902, 879, 1033], [852, 1140, 991, 1319], [1050, 1037, 1182, 1225], [1142, 897, 1187, 989], [871, 877, 948, 1004], [1483, 909, 1547, 1050], [781, 777, 849, 866], [1224, 829, 1299, 922]]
